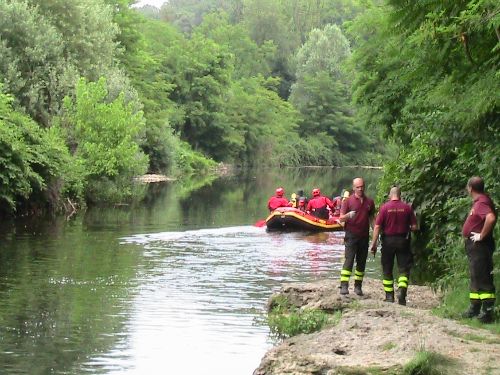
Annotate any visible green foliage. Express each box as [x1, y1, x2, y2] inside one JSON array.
[[403, 350, 456, 375], [349, 0, 500, 289], [289, 24, 375, 165], [223, 76, 301, 166], [193, 12, 276, 80], [266, 296, 340, 339], [165, 34, 234, 161], [62, 78, 149, 204], [0, 90, 71, 215], [172, 141, 218, 174]]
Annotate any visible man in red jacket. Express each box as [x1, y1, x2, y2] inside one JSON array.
[[307, 188, 334, 220], [267, 188, 291, 211]]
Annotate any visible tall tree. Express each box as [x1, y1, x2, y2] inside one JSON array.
[[289, 24, 369, 164], [61, 78, 148, 204]]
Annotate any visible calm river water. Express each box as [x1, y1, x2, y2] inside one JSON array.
[[0, 167, 381, 375]]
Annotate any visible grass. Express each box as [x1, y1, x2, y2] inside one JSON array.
[[402, 350, 457, 375], [263, 295, 341, 339], [382, 342, 396, 351], [443, 329, 500, 344], [432, 278, 500, 333], [267, 306, 341, 339]]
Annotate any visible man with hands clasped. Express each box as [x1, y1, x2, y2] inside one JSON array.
[[370, 187, 418, 305], [338, 178, 375, 296], [461, 177, 497, 323]]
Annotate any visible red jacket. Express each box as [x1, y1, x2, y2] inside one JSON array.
[[307, 196, 333, 211], [268, 196, 291, 211]]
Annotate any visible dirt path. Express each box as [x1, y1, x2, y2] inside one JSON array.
[[254, 278, 500, 375]]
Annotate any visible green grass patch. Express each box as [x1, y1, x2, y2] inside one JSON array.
[[264, 295, 341, 339], [443, 329, 500, 344], [402, 350, 457, 375], [382, 342, 396, 351], [267, 307, 341, 339]]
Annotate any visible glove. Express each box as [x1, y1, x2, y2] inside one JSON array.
[[470, 232, 481, 242], [348, 211, 356, 219]]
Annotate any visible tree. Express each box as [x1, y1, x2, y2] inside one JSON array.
[[165, 34, 234, 161], [62, 78, 149, 204], [349, 0, 500, 288], [289, 24, 369, 165], [0, 90, 71, 215]]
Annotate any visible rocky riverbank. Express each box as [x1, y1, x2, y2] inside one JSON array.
[[254, 278, 500, 375]]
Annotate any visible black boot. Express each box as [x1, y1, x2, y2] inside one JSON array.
[[354, 281, 363, 296], [383, 292, 395, 303], [339, 281, 349, 295], [397, 288, 407, 306], [477, 301, 494, 323], [461, 302, 481, 319]]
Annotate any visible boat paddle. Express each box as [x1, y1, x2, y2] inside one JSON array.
[[254, 220, 266, 227]]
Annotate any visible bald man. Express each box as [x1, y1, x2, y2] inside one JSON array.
[[339, 178, 375, 296], [370, 187, 418, 305], [461, 177, 497, 323]]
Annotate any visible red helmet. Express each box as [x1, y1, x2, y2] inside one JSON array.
[[312, 188, 320, 197], [276, 188, 284, 196]]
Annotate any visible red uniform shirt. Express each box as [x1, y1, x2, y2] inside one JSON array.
[[267, 196, 290, 211], [462, 194, 496, 237], [306, 196, 333, 211], [375, 199, 417, 235], [341, 194, 375, 238]]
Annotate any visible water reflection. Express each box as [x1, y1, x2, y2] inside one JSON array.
[[110, 226, 377, 375]]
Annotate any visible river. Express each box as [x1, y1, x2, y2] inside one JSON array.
[[0, 167, 381, 375]]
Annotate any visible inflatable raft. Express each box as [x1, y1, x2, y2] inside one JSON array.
[[265, 207, 344, 232]]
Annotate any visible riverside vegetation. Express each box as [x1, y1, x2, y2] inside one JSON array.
[[1, 0, 499, 366]]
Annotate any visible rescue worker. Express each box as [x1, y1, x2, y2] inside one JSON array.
[[339, 178, 375, 296], [461, 177, 497, 323], [298, 197, 307, 212], [307, 188, 334, 220], [267, 188, 292, 212], [332, 189, 350, 217], [370, 186, 418, 305]]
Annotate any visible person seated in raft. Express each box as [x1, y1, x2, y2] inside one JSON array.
[[332, 189, 350, 216], [307, 188, 334, 220], [298, 197, 307, 212], [267, 188, 292, 212], [296, 188, 309, 210]]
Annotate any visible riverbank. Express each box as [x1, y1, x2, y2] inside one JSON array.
[[254, 278, 500, 375]]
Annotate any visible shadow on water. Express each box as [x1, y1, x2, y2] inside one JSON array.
[[0, 167, 382, 375]]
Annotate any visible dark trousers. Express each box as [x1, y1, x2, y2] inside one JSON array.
[[342, 231, 369, 276], [381, 235, 413, 282], [465, 237, 496, 302]]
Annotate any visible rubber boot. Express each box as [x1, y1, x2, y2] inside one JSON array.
[[383, 292, 395, 303], [397, 288, 407, 306], [477, 301, 494, 323], [461, 302, 481, 319], [339, 281, 349, 295], [354, 280, 363, 296]]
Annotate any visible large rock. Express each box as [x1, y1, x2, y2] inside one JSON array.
[[255, 278, 500, 375]]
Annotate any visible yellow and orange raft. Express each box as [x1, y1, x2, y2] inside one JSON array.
[[265, 207, 344, 232]]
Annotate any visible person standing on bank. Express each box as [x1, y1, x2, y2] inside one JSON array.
[[369, 187, 418, 305], [461, 177, 497, 323], [339, 178, 375, 296]]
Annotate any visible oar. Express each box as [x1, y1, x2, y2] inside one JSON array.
[[254, 220, 266, 227]]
